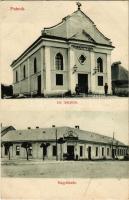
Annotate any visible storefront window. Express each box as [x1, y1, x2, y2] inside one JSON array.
[[102, 147, 104, 156], [96, 147, 98, 156], [53, 146, 57, 156], [16, 146, 20, 156], [80, 146, 83, 157]]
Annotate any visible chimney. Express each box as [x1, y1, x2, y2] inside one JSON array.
[[75, 125, 79, 129], [36, 126, 39, 129], [28, 127, 31, 129]]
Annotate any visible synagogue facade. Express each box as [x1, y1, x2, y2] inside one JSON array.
[[1, 126, 128, 161], [11, 4, 114, 97]]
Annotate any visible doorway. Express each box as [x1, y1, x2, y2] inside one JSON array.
[[67, 145, 74, 160], [37, 75, 41, 95], [78, 74, 88, 94], [88, 146, 91, 160], [112, 149, 115, 159]]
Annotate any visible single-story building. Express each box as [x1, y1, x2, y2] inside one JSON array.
[[1, 126, 128, 160]]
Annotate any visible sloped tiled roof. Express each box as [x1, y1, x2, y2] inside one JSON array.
[[1, 126, 126, 147], [111, 62, 129, 82], [1, 126, 10, 132], [1, 126, 16, 136]]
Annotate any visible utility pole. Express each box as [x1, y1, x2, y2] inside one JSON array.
[[1, 123, 3, 158], [113, 132, 114, 140], [52, 125, 58, 161], [112, 132, 115, 159], [55, 128, 58, 161]]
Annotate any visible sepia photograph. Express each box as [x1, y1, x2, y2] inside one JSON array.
[[0, 1, 129, 200], [0, 1, 128, 98], [1, 108, 129, 178]]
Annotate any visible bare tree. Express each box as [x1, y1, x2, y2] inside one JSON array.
[[57, 138, 65, 160], [40, 142, 50, 160], [4, 142, 13, 160], [21, 142, 32, 160]]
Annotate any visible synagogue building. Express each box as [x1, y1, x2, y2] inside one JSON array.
[[11, 3, 114, 97]]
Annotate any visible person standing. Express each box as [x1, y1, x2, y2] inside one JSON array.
[[104, 83, 108, 95], [75, 84, 80, 95]]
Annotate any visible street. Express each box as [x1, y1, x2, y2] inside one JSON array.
[[1, 159, 129, 178]]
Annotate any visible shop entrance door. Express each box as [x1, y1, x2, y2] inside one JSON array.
[[88, 146, 91, 160], [67, 145, 74, 160]]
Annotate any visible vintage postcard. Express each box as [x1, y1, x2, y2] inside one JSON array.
[[0, 1, 128, 99], [0, 1, 129, 200]]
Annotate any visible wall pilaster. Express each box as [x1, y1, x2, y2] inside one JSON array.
[[40, 47, 44, 95], [44, 46, 51, 94], [27, 58, 30, 94], [90, 51, 96, 93], [68, 48, 77, 93], [107, 54, 112, 94], [19, 66, 21, 94]]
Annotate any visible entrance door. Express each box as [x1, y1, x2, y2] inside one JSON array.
[[112, 149, 115, 159], [78, 74, 88, 94], [37, 75, 41, 95], [67, 145, 74, 160], [88, 146, 91, 160]]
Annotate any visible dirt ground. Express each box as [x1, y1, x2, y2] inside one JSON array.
[[1, 159, 129, 178]]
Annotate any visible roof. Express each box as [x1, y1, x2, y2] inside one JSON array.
[[1, 126, 15, 132], [111, 62, 129, 82], [11, 8, 114, 67], [1, 126, 16, 136], [1, 126, 126, 147], [43, 9, 112, 45], [1, 126, 9, 132]]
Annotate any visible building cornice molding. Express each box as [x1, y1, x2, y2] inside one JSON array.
[[1, 139, 127, 148], [11, 34, 114, 69]]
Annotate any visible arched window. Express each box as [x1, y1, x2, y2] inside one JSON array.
[[97, 57, 103, 73], [34, 58, 37, 73], [55, 53, 63, 70], [23, 65, 26, 79], [16, 71, 18, 82]]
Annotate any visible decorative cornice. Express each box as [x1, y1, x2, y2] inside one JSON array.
[[11, 34, 114, 68]]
